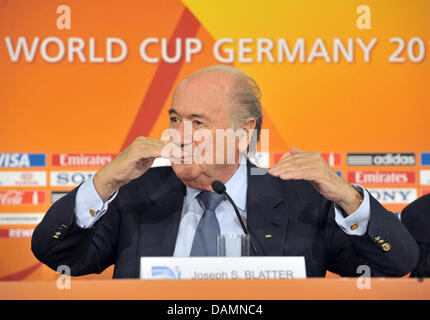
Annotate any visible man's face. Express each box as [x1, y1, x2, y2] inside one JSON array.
[[166, 73, 240, 190]]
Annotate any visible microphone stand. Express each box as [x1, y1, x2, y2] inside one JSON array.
[[212, 180, 258, 256]]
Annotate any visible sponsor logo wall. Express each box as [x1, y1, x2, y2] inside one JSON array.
[[1, 149, 429, 282], [2, 152, 426, 209], [3, 152, 427, 227], [274, 152, 428, 208], [0, 153, 115, 254]]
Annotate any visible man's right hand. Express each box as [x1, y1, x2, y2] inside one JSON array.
[[93, 136, 180, 202]]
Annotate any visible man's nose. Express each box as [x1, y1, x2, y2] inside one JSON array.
[[175, 120, 193, 146]]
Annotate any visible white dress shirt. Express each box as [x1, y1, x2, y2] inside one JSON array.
[[75, 163, 372, 255]]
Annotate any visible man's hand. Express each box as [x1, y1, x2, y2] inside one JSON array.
[[268, 147, 363, 215], [93, 136, 181, 202]]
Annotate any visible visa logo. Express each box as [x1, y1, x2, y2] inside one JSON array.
[[421, 153, 430, 166], [0, 153, 46, 168]]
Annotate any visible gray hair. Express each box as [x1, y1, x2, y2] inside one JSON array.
[[190, 65, 263, 145], [229, 71, 263, 145]]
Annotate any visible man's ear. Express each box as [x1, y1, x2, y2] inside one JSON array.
[[241, 118, 257, 132], [238, 118, 257, 153]]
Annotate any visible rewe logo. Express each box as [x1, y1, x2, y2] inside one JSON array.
[[0, 228, 34, 239]]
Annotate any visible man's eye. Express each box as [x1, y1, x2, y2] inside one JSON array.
[[193, 120, 203, 126], [170, 117, 180, 123]]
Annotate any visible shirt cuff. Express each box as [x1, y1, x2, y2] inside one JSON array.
[[75, 175, 118, 228], [334, 184, 370, 236]]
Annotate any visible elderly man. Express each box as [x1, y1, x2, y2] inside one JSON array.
[[32, 65, 418, 277]]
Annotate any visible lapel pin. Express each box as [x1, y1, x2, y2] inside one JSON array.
[[265, 234, 272, 238]]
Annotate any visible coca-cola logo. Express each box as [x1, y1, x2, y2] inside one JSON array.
[[0, 191, 24, 205], [0, 190, 44, 205]]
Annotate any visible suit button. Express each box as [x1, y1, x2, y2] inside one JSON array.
[[350, 224, 358, 231], [374, 236, 385, 244], [382, 243, 391, 252]]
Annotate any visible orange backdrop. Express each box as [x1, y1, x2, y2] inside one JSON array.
[[0, 0, 429, 281]]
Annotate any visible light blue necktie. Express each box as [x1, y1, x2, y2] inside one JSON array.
[[190, 191, 225, 256]]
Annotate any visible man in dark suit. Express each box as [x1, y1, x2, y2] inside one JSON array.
[[400, 193, 430, 277], [32, 65, 418, 278]]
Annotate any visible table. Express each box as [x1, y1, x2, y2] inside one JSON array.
[[1, 278, 429, 299]]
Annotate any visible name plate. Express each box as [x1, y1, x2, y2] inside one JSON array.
[[140, 257, 306, 280]]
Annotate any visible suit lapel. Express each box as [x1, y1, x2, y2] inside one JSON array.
[[138, 169, 185, 257], [246, 162, 287, 256], [137, 162, 289, 258]]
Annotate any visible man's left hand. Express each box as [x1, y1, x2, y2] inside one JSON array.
[[268, 147, 363, 215]]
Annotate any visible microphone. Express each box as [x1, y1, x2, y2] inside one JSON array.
[[211, 180, 258, 255]]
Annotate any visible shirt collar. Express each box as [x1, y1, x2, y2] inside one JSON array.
[[223, 162, 247, 211], [184, 162, 248, 211]]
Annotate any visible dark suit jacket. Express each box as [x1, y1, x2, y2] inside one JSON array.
[[401, 193, 430, 277], [32, 164, 419, 278]]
